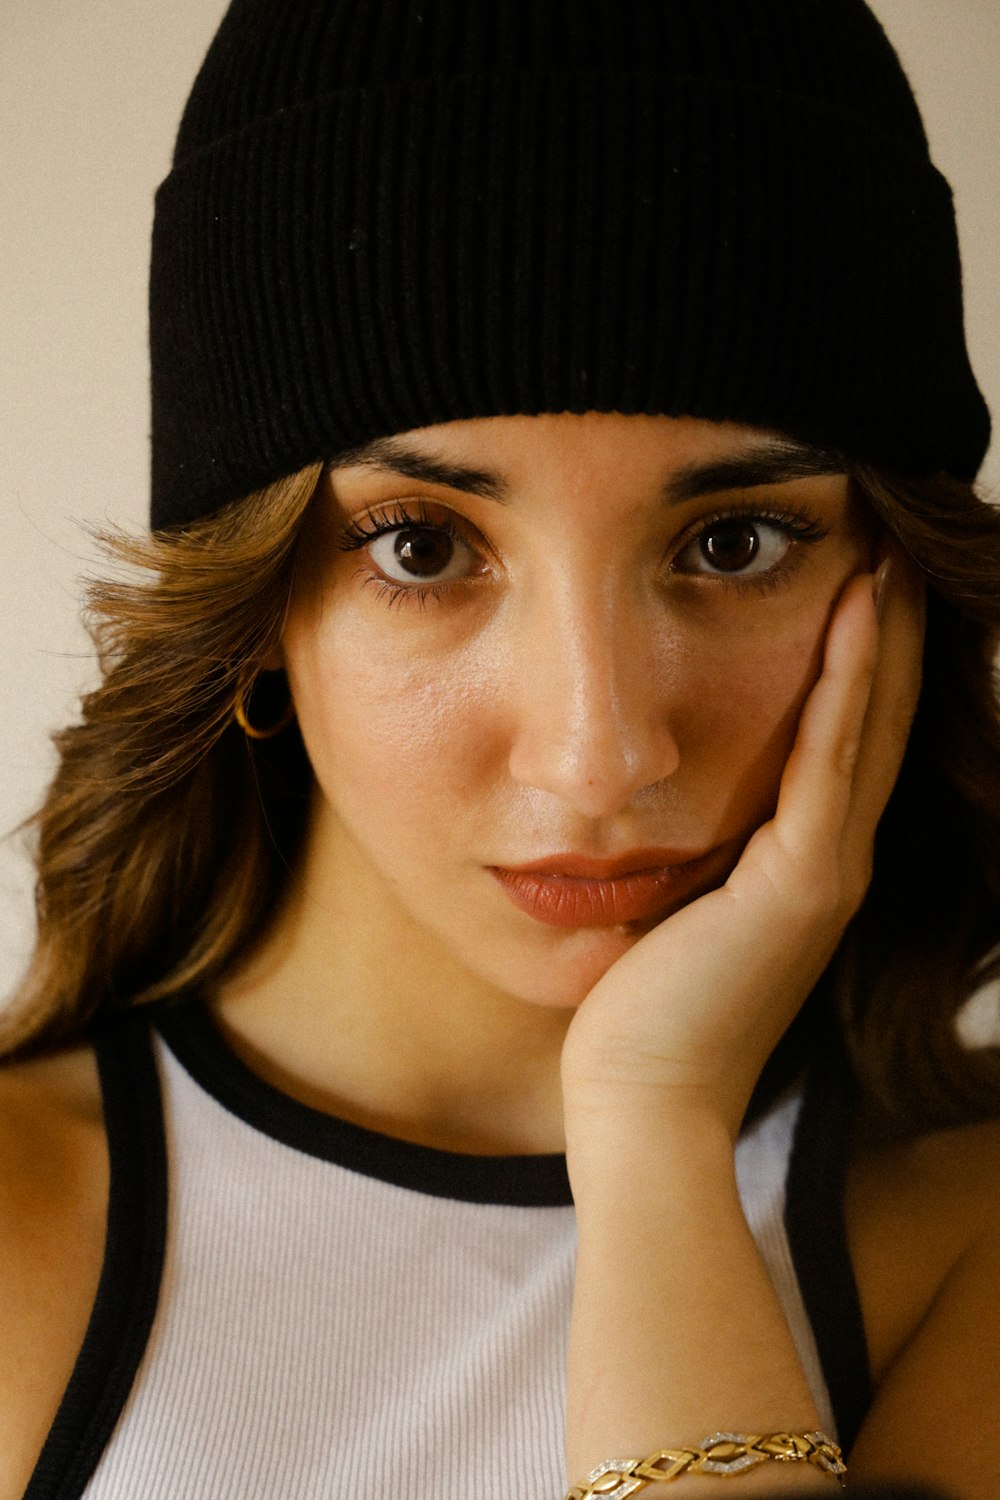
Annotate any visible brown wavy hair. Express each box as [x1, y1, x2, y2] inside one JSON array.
[[4, 457, 1000, 1134]]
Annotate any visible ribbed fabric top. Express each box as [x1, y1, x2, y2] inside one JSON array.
[[75, 1013, 833, 1499], [175, 0, 928, 154]]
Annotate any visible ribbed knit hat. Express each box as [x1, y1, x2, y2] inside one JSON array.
[[149, 0, 990, 530]]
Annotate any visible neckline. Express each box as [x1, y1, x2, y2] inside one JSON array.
[[151, 986, 825, 1209], [153, 998, 574, 1208]]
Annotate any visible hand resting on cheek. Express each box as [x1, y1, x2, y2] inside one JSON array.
[[562, 553, 926, 1138]]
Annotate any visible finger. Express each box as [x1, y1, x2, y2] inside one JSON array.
[[764, 570, 879, 868], [840, 549, 925, 871]]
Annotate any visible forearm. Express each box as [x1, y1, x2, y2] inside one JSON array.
[[558, 562, 933, 1497], [565, 1103, 831, 1495]]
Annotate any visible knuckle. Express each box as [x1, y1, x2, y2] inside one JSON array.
[[832, 730, 863, 780], [787, 868, 839, 924], [788, 857, 870, 928]]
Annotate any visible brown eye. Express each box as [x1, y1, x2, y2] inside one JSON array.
[[394, 527, 455, 577], [700, 522, 760, 572], [369, 524, 477, 585], [674, 518, 795, 579]]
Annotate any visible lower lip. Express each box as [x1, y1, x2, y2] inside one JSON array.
[[488, 857, 716, 929]]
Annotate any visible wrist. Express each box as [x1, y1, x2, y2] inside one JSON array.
[[564, 1092, 737, 1194], [561, 1053, 762, 1149]]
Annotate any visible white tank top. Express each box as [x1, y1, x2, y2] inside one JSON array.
[[23, 1002, 869, 1500]]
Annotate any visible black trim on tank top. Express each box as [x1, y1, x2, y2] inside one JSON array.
[[784, 1027, 872, 1452], [154, 997, 576, 1207], [22, 1009, 168, 1500]]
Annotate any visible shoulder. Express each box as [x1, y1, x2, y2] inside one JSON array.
[[0, 1035, 104, 1137], [845, 1118, 1000, 1492], [846, 1113, 1000, 1383], [0, 1043, 108, 1498], [0, 1041, 106, 1239]]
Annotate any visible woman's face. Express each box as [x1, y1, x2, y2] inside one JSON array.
[[280, 412, 873, 1008]]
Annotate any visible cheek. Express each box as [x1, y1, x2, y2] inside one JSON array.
[[285, 608, 497, 832], [672, 608, 827, 830], [285, 570, 836, 854]]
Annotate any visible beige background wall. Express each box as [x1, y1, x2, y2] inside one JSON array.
[[2, 1, 999, 1007]]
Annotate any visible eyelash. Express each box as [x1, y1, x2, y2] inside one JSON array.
[[335, 501, 479, 609], [334, 499, 829, 608], [671, 503, 829, 596]]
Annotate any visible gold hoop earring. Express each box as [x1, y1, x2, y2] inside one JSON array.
[[233, 673, 296, 740]]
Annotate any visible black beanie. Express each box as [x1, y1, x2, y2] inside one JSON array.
[[149, 0, 991, 530]]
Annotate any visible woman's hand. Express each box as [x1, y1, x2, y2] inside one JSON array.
[[561, 556, 925, 1139], [562, 556, 925, 1488]]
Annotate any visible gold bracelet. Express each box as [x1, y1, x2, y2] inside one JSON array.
[[565, 1431, 847, 1497]]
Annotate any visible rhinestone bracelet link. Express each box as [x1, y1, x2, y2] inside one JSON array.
[[565, 1430, 847, 1498]]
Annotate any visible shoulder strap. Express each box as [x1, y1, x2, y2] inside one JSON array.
[[784, 1027, 872, 1451], [23, 1008, 168, 1500]]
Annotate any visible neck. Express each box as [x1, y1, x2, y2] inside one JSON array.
[[213, 814, 572, 1156]]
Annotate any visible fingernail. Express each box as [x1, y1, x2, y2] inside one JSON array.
[[873, 558, 892, 618]]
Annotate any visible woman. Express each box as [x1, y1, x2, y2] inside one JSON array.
[[2, 1, 999, 1497]]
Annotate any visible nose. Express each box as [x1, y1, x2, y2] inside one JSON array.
[[506, 583, 681, 819]]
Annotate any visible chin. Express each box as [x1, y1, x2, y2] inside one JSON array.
[[475, 925, 646, 1011]]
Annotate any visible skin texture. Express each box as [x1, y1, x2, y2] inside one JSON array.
[[286, 413, 866, 1015], [1, 413, 998, 1498], [0, 1046, 107, 1497]]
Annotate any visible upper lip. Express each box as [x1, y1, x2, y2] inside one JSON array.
[[493, 848, 710, 879]]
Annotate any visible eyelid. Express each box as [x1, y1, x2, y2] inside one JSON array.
[[667, 500, 829, 593], [335, 498, 480, 551], [334, 498, 491, 607], [676, 493, 826, 533], [670, 499, 827, 551]]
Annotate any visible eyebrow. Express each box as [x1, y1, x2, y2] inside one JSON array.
[[326, 437, 509, 502], [325, 433, 844, 505], [667, 439, 845, 501]]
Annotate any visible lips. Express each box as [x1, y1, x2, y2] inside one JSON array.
[[487, 848, 719, 928]]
